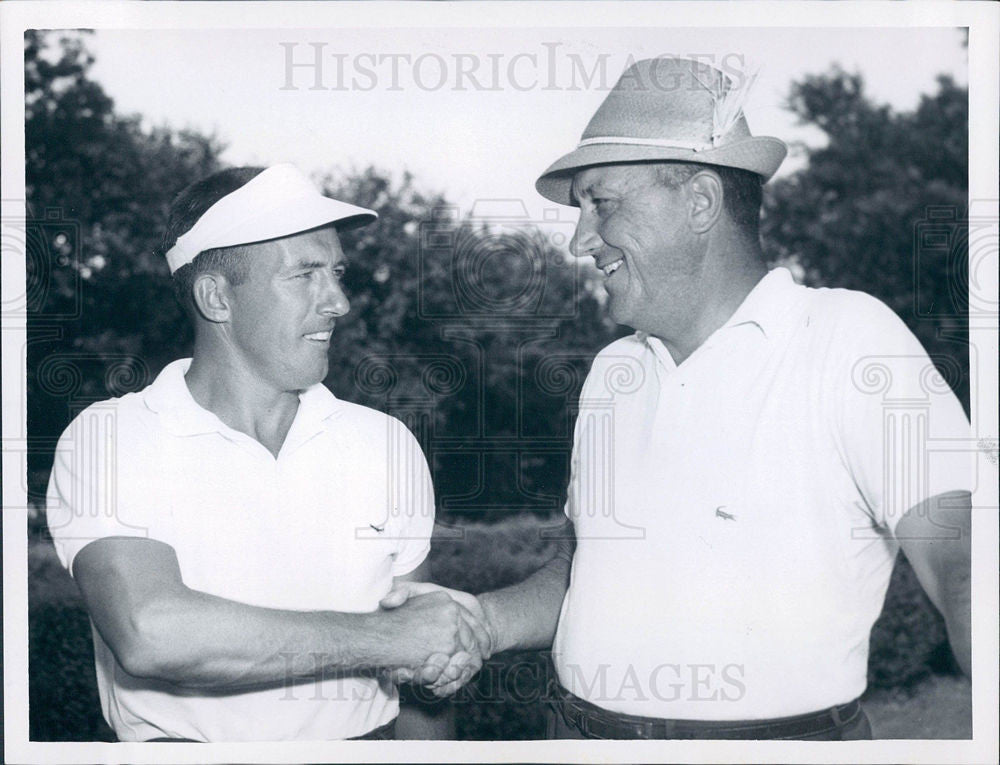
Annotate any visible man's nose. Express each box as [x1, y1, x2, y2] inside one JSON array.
[[318, 272, 350, 317], [569, 212, 602, 260]]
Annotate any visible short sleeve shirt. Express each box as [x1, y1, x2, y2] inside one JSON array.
[[552, 268, 973, 720], [46, 359, 435, 741]]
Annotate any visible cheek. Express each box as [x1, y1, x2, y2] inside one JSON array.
[[233, 299, 293, 347], [233, 320, 273, 353], [607, 225, 657, 274], [598, 213, 643, 255]]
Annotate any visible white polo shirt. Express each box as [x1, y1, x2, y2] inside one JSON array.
[[552, 268, 972, 720], [46, 359, 435, 741]]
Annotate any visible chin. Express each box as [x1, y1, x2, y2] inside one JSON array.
[[305, 367, 329, 388], [286, 365, 328, 392], [607, 302, 632, 329]]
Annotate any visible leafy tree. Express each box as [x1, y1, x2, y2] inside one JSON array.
[[762, 67, 969, 410], [26, 30, 223, 499]]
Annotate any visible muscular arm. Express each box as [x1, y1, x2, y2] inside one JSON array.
[[894, 490, 972, 676], [72, 537, 475, 689]]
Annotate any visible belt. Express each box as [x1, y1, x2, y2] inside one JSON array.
[[550, 680, 862, 740]]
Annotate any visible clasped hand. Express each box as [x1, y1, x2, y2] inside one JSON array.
[[378, 582, 493, 697]]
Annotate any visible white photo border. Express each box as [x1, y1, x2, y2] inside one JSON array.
[[3, 2, 997, 763]]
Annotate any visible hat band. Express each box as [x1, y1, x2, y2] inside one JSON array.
[[577, 136, 712, 152]]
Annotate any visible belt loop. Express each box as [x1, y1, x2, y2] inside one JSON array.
[[554, 684, 574, 730], [829, 704, 844, 727]]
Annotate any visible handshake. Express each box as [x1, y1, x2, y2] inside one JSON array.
[[375, 582, 496, 697]]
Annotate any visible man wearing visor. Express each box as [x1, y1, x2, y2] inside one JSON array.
[[46, 165, 489, 741]]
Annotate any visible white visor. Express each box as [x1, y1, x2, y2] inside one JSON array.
[[164, 163, 377, 274]]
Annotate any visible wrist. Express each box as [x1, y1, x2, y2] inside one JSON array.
[[477, 592, 507, 655], [351, 610, 398, 669]]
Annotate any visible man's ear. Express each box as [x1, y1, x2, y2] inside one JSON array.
[[191, 273, 231, 323], [687, 170, 724, 234]]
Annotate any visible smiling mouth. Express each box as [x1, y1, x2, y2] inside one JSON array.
[[601, 258, 624, 277], [304, 331, 333, 342]]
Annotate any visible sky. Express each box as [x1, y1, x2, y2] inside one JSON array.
[[87, 26, 967, 221]]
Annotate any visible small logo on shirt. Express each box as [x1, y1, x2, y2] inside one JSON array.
[[715, 506, 737, 522]]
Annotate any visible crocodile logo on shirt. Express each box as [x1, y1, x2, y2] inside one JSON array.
[[715, 506, 737, 521]]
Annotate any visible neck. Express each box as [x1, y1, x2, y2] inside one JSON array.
[[658, 238, 767, 365], [185, 344, 301, 458]]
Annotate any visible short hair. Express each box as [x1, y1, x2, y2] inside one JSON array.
[[654, 162, 763, 236], [162, 166, 267, 315]]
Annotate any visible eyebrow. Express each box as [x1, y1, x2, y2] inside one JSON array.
[[289, 258, 346, 271], [290, 260, 326, 271]]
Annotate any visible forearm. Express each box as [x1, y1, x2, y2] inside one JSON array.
[[896, 493, 972, 677], [479, 544, 573, 653], [942, 583, 971, 677], [126, 588, 388, 688], [77, 539, 471, 690], [933, 545, 972, 677]]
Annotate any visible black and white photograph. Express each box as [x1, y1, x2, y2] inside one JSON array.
[[2, 2, 998, 763]]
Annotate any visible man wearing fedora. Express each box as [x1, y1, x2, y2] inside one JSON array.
[[387, 57, 973, 739], [45, 164, 491, 741]]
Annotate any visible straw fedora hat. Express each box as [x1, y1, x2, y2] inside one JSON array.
[[535, 57, 787, 206]]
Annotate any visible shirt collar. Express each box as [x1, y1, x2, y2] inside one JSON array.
[[719, 266, 800, 340], [142, 358, 342, 438]]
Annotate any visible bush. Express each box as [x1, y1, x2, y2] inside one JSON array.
[[867, 553, 954, 692], [428, 514, 560, 594], [29, 602, 114, 741]]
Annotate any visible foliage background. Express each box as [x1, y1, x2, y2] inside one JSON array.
[[23, 31, 971, 740]]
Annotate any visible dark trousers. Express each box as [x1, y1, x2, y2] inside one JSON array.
[[546, 683, 873, 740]]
